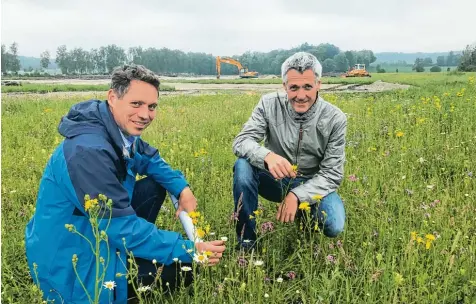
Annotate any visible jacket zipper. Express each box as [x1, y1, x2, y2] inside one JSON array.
[[295, 123, 303, 166]]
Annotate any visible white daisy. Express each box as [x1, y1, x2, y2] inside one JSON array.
[[181, 266, 192, 272], [137, 285, 151, 293], [253, 260, 264, 266], [193, 253, 208, 264], [103, 281, 116, 290]]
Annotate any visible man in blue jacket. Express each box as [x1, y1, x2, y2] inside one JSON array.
[[25, 64, 226, 303]]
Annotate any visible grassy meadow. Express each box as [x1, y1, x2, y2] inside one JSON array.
[[1, 73, 475, 303], [1, 83, 175, 94]]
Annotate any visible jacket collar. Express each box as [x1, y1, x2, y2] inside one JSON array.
[[98, 101, 129, 156], [285, 93, 322, 123]]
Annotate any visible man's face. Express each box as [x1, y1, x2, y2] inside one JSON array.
[[283, 69, 321, 114], [107, 80, 158, 136]]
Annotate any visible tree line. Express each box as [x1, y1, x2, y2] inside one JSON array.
[[2, 42, 475, 76], [1, 42, 377, 76], [412, 46, 476, 72]]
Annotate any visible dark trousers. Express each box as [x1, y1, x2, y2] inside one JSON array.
[[127, 177, 193, 297]]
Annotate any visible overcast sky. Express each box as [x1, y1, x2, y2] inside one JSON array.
[[1, 0, 475, 57]]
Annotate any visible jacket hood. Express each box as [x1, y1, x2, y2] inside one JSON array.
[[58, 99, 124, 150]]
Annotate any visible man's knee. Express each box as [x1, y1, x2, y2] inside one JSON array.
[[134, 176, 166, 198], [319, 192, 345, 238], [233, 158, 256, 186], [323, 219, 344, 238]]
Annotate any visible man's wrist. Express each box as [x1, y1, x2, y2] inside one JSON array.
[[289, 191, 300, 203]]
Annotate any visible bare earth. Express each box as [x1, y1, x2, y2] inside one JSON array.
[[3, 78, 410, 98]]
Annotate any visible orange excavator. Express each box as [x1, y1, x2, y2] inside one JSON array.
[[216, 56, 259, 79]]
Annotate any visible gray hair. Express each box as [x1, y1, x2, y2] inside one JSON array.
[[110, 64, 160, 98], [281, 52, 322, 83]]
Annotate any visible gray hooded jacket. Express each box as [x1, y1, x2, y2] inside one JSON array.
[[232, 91, 347, 204]]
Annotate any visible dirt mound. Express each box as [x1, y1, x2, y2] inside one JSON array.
[[326, 80, 410, 93]]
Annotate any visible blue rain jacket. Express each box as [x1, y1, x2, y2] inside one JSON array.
[[25, 99, 194, 303]]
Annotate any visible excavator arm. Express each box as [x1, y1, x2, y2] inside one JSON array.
[[216, 56, 258, 79], [216, 56, 244, 79]]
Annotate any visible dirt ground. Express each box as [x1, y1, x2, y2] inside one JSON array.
[[2, 78, 410, 98]]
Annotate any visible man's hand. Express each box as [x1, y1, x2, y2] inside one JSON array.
[[195, 240, 226, 266], [175, 187, 197, 218], [264, 152, 296, 179], [276, 192, 299, 223]]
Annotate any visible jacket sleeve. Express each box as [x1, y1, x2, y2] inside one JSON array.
[[290, 116, 347, 204], [66, 143, 194, 265], [232, 97, 271, 169], [133, 139, 189, 198]]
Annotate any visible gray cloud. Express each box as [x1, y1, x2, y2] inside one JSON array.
[[2, 0, 474, 57]]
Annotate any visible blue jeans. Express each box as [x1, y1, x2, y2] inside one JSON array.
[[128, 177, 193, 296], [233, 158, 346, 246]]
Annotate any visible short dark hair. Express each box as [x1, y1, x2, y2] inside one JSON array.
[[110, 64, 160, 98]]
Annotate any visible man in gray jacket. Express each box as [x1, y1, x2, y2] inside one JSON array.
[[232, 52, 347, 249]]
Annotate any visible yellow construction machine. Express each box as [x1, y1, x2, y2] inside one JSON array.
[[342, 63, 371, 77], [216, 56, 259, 79]]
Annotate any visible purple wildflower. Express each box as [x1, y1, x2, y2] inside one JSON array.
[[286, 271, 296, 280], [260, 221, 275, 233], [237, 257, 248, 268]]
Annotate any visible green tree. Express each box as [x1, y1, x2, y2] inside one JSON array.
[[322, 58, 336, 73], [8, 42, 21, 74], [1, 44, 8, 74], [458, 44, 476, 72], [430, 65, 442, 72], [344, 51, 356, 68], [104, 44, 126, 73], [436, 56, 445, 66], [446, 51, 456, 66], [423, 57, 433, 66], [333, 53, 349, 72], [413, 58, 425, 72], [40, 50, 50, 70], [56, 45, 70, 74]]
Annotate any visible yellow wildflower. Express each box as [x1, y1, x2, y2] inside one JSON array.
[[84, 198, 98, 211], [204, 251, 213, 257], [395, 131, 404, 138], [291, 164, 298, 173], [298, 202, 311, 212], [188, 211, 200, 219], [253, 210, 262, 216], [196, 228, 206, 238], [417, 237, 423, 244], [425, 234, 436, 241], [410, 231, 417, 241], [313, 194, 324, 201]]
